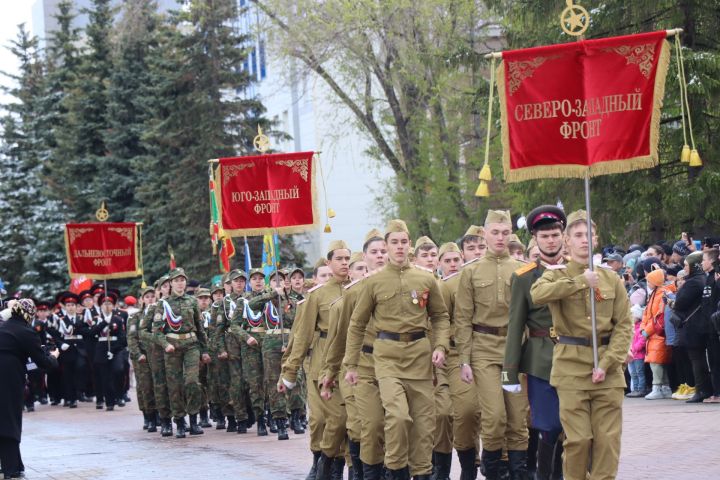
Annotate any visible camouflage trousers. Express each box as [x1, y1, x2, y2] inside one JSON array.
[[209, 353, 233, 416], [262, 333, 287, 419], [199, 362, 209, 409], [240, 332, 265, 416], [226, 336, 248, 421], [288, 366, 307, 414], [148, 344, 170, 419], [131, 357, 155, 414], [164, 340, 202, 419]]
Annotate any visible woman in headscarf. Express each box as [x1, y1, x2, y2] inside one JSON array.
[[0, 299, 59, 479]]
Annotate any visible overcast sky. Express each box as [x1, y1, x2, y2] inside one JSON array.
[[1, 1, 35, 103]]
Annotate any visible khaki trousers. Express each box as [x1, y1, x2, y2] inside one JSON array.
[[433, 380, 453, 454], [379, 377, 435, 475], [473, 358, 528, 451], [556, 387, 623, 480], [447, 350, 480, 452], [340, 371, 361, 442], [355, 367, 385, 465]]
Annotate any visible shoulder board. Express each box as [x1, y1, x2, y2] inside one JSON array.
[[461, 257, 480, 268], [297, 298, 307, 306], [443, 271, 460, 281], [344, 277, 364, 290], [330, 296, 344, 307], [308, 283, 324, 293], [515, 262, 538, 276], [413, 264, 435, 274], [544, 264, 567, 270]]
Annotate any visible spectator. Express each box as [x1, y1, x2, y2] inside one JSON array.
[[626, 304, 647, 397], [641, 269, 674, 399], [700, 248, 720, 403], [666, 271, 695, 400], [603, 253, 624, 276]]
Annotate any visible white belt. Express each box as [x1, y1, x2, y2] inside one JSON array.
[[101, 336, 119, 341], [64, 335, 83, 340]]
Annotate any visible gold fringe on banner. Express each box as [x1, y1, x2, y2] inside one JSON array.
[[500, 39, 671, 182]]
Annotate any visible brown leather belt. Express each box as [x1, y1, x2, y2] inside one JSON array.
[[361, 345, 374, 354], [377, 330, 426, 342], [472, 324, 507, 336], [529, 329, 552, 338], [319, 330, 328, 339], [557, 335, 611, 347]]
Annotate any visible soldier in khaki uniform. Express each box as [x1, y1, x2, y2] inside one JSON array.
[[321, 229, 388, 480], [455, 210, 529, 480], [502, 205, 567, 480], [345, 219, 450, 480], [279, 241, 351, 479], [530, 210, 632, 480]]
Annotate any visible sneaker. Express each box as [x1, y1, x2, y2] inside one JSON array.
[[678, 386, 696, 400], [671, 384, 687, 400], [661, 385, 673, 399], [702, 395, 720, 403], [625, 390, 645, 398], [645, 386, 664, 400]]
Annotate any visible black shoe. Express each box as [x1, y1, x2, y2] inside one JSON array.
[[124, 393, 131, 402], [96, 402, 104, 410], [106, 405, 114, 411], [63, 400, 70, 407], [50, 399, 60, 406], [199, 408, 212, 428], [256, 414, 268, 436], [432, 451, 452, 480], [306, 451, 321, 480], [79, 393, 91, 403], [143, 413, 150, 430], [160, 418, 173, 437], [686, 391, 712, 403], [216, 414, 226, 429], [507, 450, 528, 480], [481, 449, 502, 480], [363, 463, 383, 480], [175, 417, 187, 438], [69, 401, 77, 408], [329, 457, 345, 480], [39, 397, 48, 405], [189, 414, 204, 435], [276, 418, 289, 440], [117, 398, 126, 407], [25, 405, 35, 413], [457, 448, 477, 480], [237, 419, 248, 434], [291, 409, 306, 434], [147, 412, 158, 433], [348, 440, 363, 480], [227, 415, 237, 433], [315, 453, 332, 480]]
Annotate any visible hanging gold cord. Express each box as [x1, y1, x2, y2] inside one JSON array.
[[315, 153, 332, 232], [137, 223, 146, 288], [476, 55, 497, 197], [675, 33, 702, 166], [674, 35, 688, 155]]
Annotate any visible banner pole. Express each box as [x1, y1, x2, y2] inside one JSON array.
[[584, 171, 599, 370]]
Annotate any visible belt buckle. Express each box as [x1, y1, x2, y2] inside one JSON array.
[[549, 327, 559, 344]]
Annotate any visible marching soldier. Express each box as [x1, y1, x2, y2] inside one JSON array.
[[455, 210, 529, 480], [89, 292, 127, 411], [153, 268, 211, 438], [345, 220, 450, 480], [128, 286, 157, 430], [279, 241, 351, 479], [208, 279, 235, 430], [284, 266, 308, 434], [195, 288, 214, 428], [502, 205, 567, 479], [530, 210, 632, 480], [79, 290, 98, 404]]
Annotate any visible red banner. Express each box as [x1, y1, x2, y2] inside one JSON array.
[[64, 223, 141, 279], [216, 151, 317, 236], [498, 31, 670, 182]]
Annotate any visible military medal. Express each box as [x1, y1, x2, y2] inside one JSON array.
[[411, 290, 419, 305]]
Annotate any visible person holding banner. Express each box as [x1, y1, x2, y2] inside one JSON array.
[[127, 287, 157, 430], [279, 241, 351, 480], [153, 268, 211, 438], [530, 210, 632, 480], [89, 293, 127, 412], [140, 276, 172, 436]]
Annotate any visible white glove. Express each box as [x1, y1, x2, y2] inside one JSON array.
[[61, 343, 70, 351], [282, 377, 296, 390], [631, 304, 645, 319], [502, 384, 522, 393], [107, 351, 114, 360]]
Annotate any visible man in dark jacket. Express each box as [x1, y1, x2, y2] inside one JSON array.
[[0, 299, 59, 479]]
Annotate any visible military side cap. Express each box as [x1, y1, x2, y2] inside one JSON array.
[[349, 252, 364, 266], [485, 209, 512, 226], [195, 288, 212, 298], [415, 236, 437, 250], [249, 267, 265, 278], [327, 240, 350, 256], [228, 269, 247, 281], [463, 225, 485, 238], [364, 228, 383, 244], [385, 219, 409, 236], [439, 242, 461, 258], [526, 205, 567, 232], [314, 258, 327, 269], [210, 282, 224, 294], [508, 234, 525, 248], [566, 209, 596, 229], [167, 268, 188, 281]]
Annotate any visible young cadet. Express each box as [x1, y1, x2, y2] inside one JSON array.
[[530, 210, 632, 480], [127, 286, 157, 430], [212, 270, 250, 433], [195, 288, 213, 428], [414, 236, 440, 275], [502, 205, 567, 479], [455, 210, 529, 480], [50, 292, 89, 409], [90, 292, 127, 412], [440, 234, 486, 480], [206, 282, 227, 427], [153, 268, 211, 438], [279, 241, 351, 480], [345, 220, 450, 480]]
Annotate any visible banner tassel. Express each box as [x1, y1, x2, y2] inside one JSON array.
[[476, 55, 497, 197], [675, 34, 701, 167]]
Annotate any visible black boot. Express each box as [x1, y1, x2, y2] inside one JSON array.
[[348, 440, 363, 480], [329, 457, 345, 480], [256, 414, 268, 436], [457, 448, 477, 480], [276, 418, 289, 440], [96, 400, 104, 410], [216, 411, 226, 429], [432, 451, 452, 480], [226, 415, 237, 433], [315, 453, 333, 480], [175, 417, 187, 439], [384, 466, 410, 480], [508, 451, 528, 480], [291, 409, 306, 434], [237, 418, 248, 434], [189, 414, 204, 435], [142, 413, 150, 430], [147, 412, 158, 433], [413, 475, 431, 480], [363, 463, 383, 480], [160, 418, 173, 437], [550, 439, 563, 480], [268, 412, 278, 433], [527, 428, 539, 478], [199, 408, 212, 428], [481, 449, 502, 480], [306, 451, 321, 480]]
